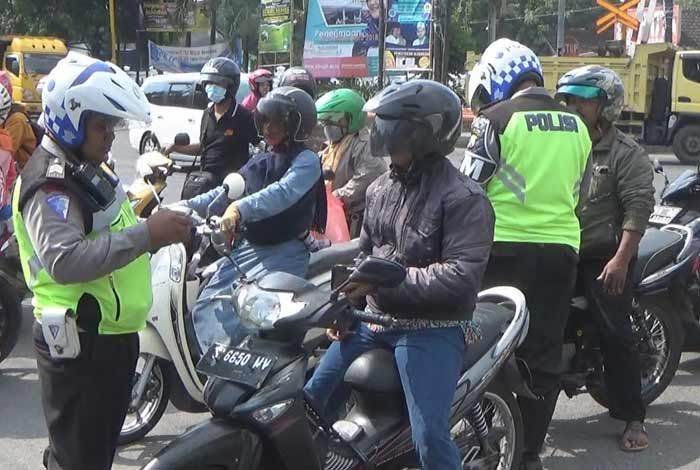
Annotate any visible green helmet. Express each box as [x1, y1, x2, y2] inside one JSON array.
[[316, 88, 366, 134]]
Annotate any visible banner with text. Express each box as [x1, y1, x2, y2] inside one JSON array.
[[303, 0, 432, 78], [259, 0, 293, 54], [148, 41, 231, 73], [143, 1, 209, 32]]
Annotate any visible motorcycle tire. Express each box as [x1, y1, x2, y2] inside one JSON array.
[[590, 295, 684, 409], [118, 355, 172, 445], [0, 276, 23, 364], [452, 381, 524, 470]]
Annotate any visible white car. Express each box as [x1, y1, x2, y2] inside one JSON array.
[[129, 72, 251, 154]]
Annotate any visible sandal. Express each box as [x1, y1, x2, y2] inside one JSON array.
[[620, 421, 649, 452]]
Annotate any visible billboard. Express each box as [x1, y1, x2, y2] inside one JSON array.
[[143, 1, 209, 32], [303, 0, 432, 78], [148, 41, 231, 73], [259, 0, 293, 54], [384, 0, 432, 71]]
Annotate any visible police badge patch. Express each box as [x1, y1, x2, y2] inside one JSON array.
[[46, 193, 70, 222]]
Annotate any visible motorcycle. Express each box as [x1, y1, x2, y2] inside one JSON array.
[[119, 173, 361, 444], [141, 256, 532, 470], [646, 160, 700, 353], [562, 221, 696, 408]]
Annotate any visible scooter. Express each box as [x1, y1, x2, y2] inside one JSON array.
[[645, 160, 700, 353], [126, 132, 189, 218], [562, 221, 698, 408], [142, 257, 532, 470], [120, 174, 362, 444]]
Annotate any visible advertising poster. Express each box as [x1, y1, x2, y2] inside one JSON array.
[[259, 0, 293, 54], [384, 0, 432, 70], [303, 0, 432, 78], [143, 1, 209, 33]]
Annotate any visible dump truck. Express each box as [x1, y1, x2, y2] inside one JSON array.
[[0, 36, 68, 116], [466, 43, 700, 164]]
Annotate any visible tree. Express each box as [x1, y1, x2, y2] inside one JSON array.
[[0, 0, 113, 58]]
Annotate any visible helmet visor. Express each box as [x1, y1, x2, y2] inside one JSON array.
[[556, 84, 603, 100], [317, 111, 345, 125], [254, 98, 298, 138], [370, 117, 422, 157]]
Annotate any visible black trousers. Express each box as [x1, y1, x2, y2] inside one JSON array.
[[578, 258, 645, 423], [482, 242, 578, 457], [33, 321, 139, 470]]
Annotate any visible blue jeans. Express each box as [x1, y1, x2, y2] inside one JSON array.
[[305, 324, 465, 470]]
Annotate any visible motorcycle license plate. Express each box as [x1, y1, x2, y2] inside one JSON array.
[[649, 205, 682, 225], [196, 344, 277, 389]]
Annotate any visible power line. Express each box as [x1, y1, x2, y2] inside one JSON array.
[[468, 6, 604, 25]]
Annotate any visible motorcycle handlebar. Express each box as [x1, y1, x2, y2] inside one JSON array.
[[351, 309, 396, 327]]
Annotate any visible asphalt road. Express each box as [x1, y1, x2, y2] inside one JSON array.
[[0, 130, 698, 470]]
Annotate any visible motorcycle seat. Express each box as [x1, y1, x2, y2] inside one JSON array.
[[306, 239, 361, 279], [463, 302, 514, 371], [632, 228, 685, 284], [343, 302, 515, 393]]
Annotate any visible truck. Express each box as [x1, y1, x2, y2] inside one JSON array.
[[465, 43, 700, 164], [0, 36, 68, 116]]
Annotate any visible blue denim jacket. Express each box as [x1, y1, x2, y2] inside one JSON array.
[[182, 149, 321, 223]]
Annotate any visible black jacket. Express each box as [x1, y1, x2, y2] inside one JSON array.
[[361, 156, 495, 321]]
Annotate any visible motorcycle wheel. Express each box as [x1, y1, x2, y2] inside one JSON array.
[[450, 382, 524, 470], [140, 132, 160, 155], [0, 276, 23, 364], [590, 295, 684, 408], [118, 354, 171, 445]]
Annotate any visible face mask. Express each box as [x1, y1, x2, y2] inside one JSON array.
[[323, 125, 345, 143], [205, 83, 227, 103]]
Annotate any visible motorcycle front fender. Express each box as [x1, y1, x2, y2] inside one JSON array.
[[142, 418, 262, 470]]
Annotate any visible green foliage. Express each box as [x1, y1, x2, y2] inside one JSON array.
[[0, 0, 110, 57]]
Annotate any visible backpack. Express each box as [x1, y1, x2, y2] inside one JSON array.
[[27, 116, 44, 143], [8, 108, 44, 144]]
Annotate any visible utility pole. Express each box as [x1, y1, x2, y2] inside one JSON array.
[[488, 1, 497, 43], [109, 0, 118, 63], [377, 0, 386, 88], [556, 0, 565, 55], [210, 0, 217, 45]]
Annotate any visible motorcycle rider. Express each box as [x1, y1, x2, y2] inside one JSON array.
[[306, 80, 495, 469], [556, 65, 654, 452], [175, 86, 327, 353], [13, 53, 191, 470], [278, 66, 318, 99], [0, 70, 37, 170], [163, 57, 259, 198], [241, 68, 274, 112], [316, 88, 387, 237], [462, 38, 591, 470]]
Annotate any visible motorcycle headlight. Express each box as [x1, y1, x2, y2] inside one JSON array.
[[22, 89, 34, 101], [234, 284, 306, 329]]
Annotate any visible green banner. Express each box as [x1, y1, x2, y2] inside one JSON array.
[[259, 0, 292, 54]]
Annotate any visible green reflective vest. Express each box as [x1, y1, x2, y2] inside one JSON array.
[[483, 94, 591, 251], [12, 176, 152, 335]]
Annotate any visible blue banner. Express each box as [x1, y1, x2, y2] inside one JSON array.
[[148, 41, 232, 73]]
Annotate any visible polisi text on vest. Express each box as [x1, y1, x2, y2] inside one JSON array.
[[524, 113, 579, 133]]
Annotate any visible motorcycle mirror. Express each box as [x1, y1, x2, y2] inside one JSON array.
[[222, 173, 246, 200], [174, 133, 190, 146], [653, 158, 664, 174], [349, 256, 406, 288]]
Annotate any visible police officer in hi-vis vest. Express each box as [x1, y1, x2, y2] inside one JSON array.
[[13, 53, 191, 470], [462, 39, 592, 470]]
